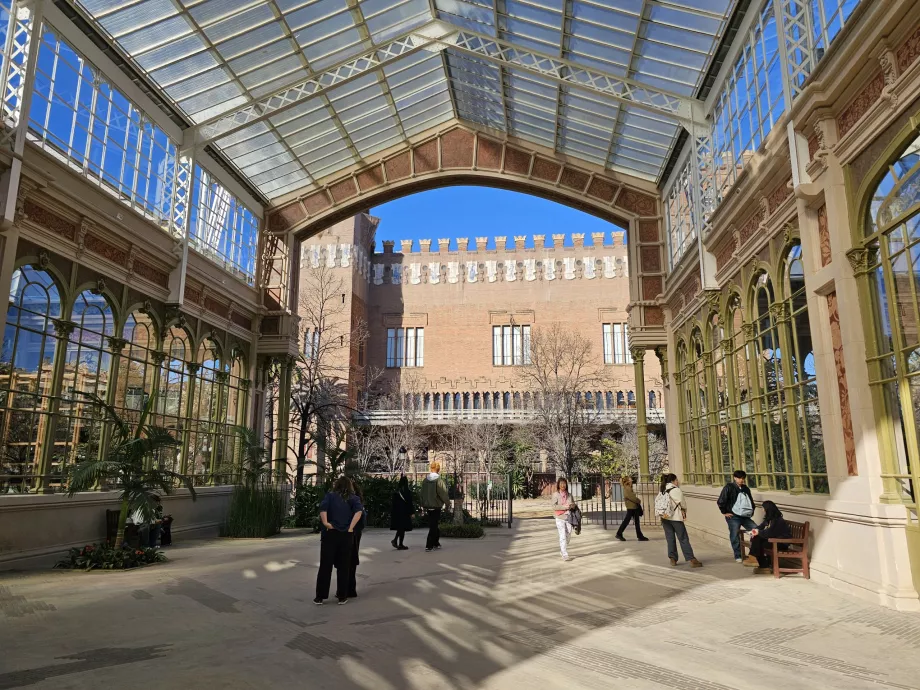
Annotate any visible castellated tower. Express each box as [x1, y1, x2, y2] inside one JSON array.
[[298, 216, 664, 469]]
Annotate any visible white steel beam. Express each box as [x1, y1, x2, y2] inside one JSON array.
[[188, 20, 698, 150]]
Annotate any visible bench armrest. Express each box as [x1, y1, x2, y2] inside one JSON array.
[[768, 538, 805, 544]]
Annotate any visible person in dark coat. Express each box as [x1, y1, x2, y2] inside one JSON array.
[[348, 479, 366, 599], [390, 474, 414, 550], [748, 500, 792, 573], [314, 477, 363, 606]]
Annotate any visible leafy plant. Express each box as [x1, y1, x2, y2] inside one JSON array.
[[55, 543, 167, 571], [220, 484, 286, 538], [289, 482, 328, 528], [439, 524, 484, 539], [65, 393, 196, 549], [237, 426, 273, 487]]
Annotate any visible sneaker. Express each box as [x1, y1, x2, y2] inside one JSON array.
[[735, 557, 743, 563], [669, 558, 677, 566], [337, 597, 348, 606], [435, 544, 441, 550], [562, 555, 570, 561], [638, 537, 649, 542], [313, 597, 324, 606], [753, 567, 772, 575], [690, 559, 703, 568], [425, 548, 432, 552], [391, 539, 398, 549], [742, 556, 759, 567], [615, 534, 625, 541], [397, 545, 408, 550]]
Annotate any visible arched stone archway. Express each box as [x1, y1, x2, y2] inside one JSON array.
[[258, 125, 668, 352]]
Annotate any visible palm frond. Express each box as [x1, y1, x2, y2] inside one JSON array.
[[65, 459, 122, 495]]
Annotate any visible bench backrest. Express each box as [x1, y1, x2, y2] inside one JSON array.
[[788, 520, 809, 540]]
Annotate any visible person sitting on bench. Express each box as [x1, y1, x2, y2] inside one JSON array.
[[748, 500, 792, 574]]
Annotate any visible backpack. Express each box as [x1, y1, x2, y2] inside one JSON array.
[[654, 488, 676, 519]]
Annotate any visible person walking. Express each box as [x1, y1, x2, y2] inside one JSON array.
[[347, 479, 367, 599], [551, 477, 576, 561], [390, 474, 414, 550], [420, 461, 450, 552], [615, 476, 648, 542], [717, 470, 758, 563], [748, 500, 792, 574], [314, 477, 363, 606], [655, 473, 702, 568]]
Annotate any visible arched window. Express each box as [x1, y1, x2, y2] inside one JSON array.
[[616, 391, 625, 408], [627, 390, 635, 408], [649, 391, 656, 409], [676, 340, 698, 480], [188, 338, 221, 484], [215, 350, 246, 484], [0, 266, 62, 492], [116, 310, 156, 415], [710, 312, 731, 483], [157, 327, 190, 472], [58, 290, 114, 479], [727, 295, 757, 479], [864, 132, 920, 502], [606, 391, 614, 408]]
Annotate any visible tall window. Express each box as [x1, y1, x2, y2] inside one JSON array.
[[386, 327, 423, 368], [303, 329, 320, 358], [603, 323, 633, 364], [492, 324, 530, 366], [0, 266, 62, 492], [863, 132, 920, 508]]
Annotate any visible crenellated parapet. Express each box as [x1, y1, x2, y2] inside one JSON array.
[[377, 231, 626, 254]]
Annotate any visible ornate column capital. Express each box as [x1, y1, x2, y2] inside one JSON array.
[[215, 371, 230, 383], [107, 336, 128, 353], [846, 247, 870, 276], [52, 319, 76, 338], [654, 345, 669, 383], [741, 322, 756, 340], [239, 378, 251, 391], [768, 302, 788, 322], [150, 350, 167, 365], [186, 362, 200, 375], [630, 346, 645, 365]]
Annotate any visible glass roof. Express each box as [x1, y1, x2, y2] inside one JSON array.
[[72, 0, 735, 200]]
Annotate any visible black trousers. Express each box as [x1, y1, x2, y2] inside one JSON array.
[[426, 508, 441, 549], [616, 508, 645, 538], [348, 531, 362, 597], [749, 535, 771, 567], [316, 530, 353, 600], [393, 529, 405, 545]]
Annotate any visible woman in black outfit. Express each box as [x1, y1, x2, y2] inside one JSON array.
[[390, 474, 414, 550], [749, 500, 792, 574], [348, 479, 366, 599]]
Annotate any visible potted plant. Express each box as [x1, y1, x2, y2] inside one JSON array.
[[65, 393, 196, 552]]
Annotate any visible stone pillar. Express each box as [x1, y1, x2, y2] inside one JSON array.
[[274, 356, 293, 483], [632, 347, 649, 480]]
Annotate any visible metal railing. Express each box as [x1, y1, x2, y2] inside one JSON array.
[[354, 408, 666, 426]]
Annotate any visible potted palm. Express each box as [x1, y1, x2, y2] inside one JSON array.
[[220, 426, 286, 538], [65, 393, 196, 551]]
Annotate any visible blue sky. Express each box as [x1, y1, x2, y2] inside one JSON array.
[[371, 186, 625, 250]]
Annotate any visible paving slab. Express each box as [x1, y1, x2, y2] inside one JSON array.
[[2, 519, 919, 689]]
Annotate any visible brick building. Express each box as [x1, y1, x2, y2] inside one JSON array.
[[299, 215, 665, 441]]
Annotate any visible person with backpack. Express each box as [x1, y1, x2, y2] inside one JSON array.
[[347, 479, 367, 599], [655, 473, 702, 568], [314, 476, 364, 606], [551, 477, 576, 561], [717, 469, 758, 563], [420, 461, 450, 552], [390, 474, 414, 550]]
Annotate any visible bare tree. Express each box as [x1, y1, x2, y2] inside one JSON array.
[[433, 418, 469, 524], [614, 423, 669, 479], [462, 421, 508, 520], [369, 373, 426, 475], [517, 323, 605, 479], [289, 260, 375, 485]]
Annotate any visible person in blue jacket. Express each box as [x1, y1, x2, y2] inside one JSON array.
[[314, 476, 363, 606]]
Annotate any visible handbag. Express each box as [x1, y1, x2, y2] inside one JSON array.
[[636, 501, 644, 518]]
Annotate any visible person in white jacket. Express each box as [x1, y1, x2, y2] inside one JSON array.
[[658, 473, 702, 568]]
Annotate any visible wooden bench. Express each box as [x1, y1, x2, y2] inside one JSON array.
[[740, 520, 810, 579]]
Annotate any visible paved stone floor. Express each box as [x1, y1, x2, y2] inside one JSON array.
[[3, 519, 920, 689]]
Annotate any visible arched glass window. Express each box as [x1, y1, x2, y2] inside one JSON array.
[[676, 340, 698, 480], [157, 327, 190, 472], [864, 132, 920, 504], [189, 338, 222, 485], [606, 391, 614, 408], [0, 267, 62, 492], [710, 312, 731, 484], [57, 290, 114, 482], [214, 350, 246, 484], [627, 390, 635, 408], [616, 391, 625, 408], [727, 295, 757, 479], [116, 310, 156, 416], [649, 391, 656, 409]]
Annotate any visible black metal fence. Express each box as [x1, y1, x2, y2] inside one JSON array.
[[381, 470, 512, 527], [571, 475, 660, 529]]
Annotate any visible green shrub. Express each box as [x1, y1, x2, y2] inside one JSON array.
[[439, 523, 484, 539], [55, 543, 166, 571], [221, 484, 285, 538], [289, 483, 328, 528]]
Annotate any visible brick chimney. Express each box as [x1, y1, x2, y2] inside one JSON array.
[[476, 237, 489, 250], [533, 234, 545, 249], [457, 237, 469, 251], [420, 239, 432, 252], [438, 238, 451, 252], [400, 239, 413, 254], [383, 240, 395, 254], [572, 233, 585, 248], [612, 230, 626, 246], [591, 232, 606, 247], [552, 233, 565, 248], [495, 236, 507, 251], [513, 235, 526, 250]]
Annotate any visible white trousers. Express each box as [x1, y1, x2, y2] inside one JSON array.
[[555, 518, 573, 558]]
